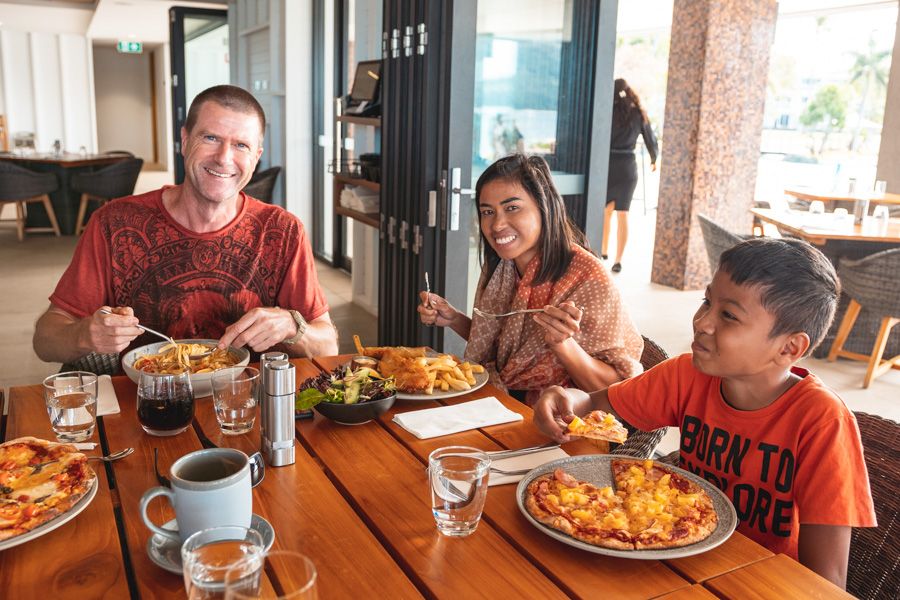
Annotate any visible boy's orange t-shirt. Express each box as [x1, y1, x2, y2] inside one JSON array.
[[607, 353, 876, 559]]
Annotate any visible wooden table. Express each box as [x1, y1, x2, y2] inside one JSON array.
[[785, 188, 900, 207], [0, 356, 853, 599], [751, 207, 900, 359], [0, 153, 132, 234]]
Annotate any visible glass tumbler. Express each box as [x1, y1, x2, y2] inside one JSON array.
[[137, 368, 195, 436], [42, 371, 98, 442], [182, 525, 264, 600], [224, 550, 318, 599], [211, 367, 260, 435], [428, 446, 491, 537]]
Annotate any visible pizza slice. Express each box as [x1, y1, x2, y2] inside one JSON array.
[[567, 410, 629, 444]]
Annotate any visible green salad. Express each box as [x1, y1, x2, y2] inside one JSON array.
[[296, 365, 396, 410]]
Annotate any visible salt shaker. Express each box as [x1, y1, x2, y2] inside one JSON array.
[[261, 359, 296, 466]]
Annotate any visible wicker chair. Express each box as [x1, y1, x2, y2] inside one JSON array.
[[697, 214, 749, 274], [827, 248, 900, 387], [611, 336, 670, 459], [72, 158, 143, 235], [847, 412, 899, 600], [243, 166, 282, 204], [61, 352, 121, 376], [0, 161, 61, 241]]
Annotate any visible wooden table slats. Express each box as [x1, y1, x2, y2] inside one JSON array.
[[703, 553, 855, 599]]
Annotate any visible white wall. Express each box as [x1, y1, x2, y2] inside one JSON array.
[[92, 45, 155, 159], [152, 45, 171, 170]]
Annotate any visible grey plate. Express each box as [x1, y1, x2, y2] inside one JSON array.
[[0, 475, 98, 551], [396, 370, 489, 401], [147, 513, 276, 574], [515, 455, 737, 560]]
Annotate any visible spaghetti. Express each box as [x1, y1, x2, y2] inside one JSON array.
[[132, 342, 238, 374]]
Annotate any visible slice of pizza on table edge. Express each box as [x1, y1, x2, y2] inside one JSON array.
[[524, 459, 718, 550], [0, 437, 96, 541]]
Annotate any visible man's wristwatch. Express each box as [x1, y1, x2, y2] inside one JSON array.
[[281, 309, 307, 345]]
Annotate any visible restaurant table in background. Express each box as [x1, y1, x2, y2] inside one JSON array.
[[751, 207, 900, 359], [0, 356, 854, 599], [784, 187, 900, 209], [0, 153, 132, 235]]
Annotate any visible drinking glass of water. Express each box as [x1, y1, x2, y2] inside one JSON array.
[[42, 372, 98, 442], [211, 367, 260, 435], [182, 525, 264, 600], [428, 446, 491, 537], [808, 200, 825, 215], [224, 550, 318, 599], [137, 368, 195, 436]]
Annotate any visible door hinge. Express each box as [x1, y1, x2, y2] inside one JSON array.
[[390, 28, 400, 59], [412, 224, 422, 254], [379, 213, 385, 240], [382, 31, 389, 59], [416, 23, 427, 56], [400, 220, 409, 249], [173, 74, 178, 87], [403, 25, 413, 58], [427, 191, 437, 228], [388, 216, 396, 244]]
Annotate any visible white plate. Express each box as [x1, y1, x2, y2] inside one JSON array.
[[396, 369, 489, 401], [515, 455, 737, 560], [0, 475, 99, 552], [122, 339, 250, 398]]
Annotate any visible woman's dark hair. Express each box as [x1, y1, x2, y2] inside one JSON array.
[[612, 78, 649, 129], [718, 237, 839, 356], [475, 154, 590, 286]]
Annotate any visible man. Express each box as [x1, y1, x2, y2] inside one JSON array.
[[33, 85, 338, 363]]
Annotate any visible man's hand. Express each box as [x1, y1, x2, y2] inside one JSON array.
[[78, 306, 142, 354], [532, 302, 583, 347], [218, 307, 296, 353], [417, 291, 458, 328], [533, 385, 592, 443]]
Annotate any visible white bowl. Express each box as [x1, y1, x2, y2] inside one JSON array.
[[122, 339, 251, 398]]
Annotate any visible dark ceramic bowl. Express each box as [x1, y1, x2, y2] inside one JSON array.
[[313, 394, 397, 425]]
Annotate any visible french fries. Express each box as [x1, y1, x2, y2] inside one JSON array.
[[352, 336, 484, 395]]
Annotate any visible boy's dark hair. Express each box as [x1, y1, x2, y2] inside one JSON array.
[[718, 237, 839, 356], [475, 154, 590, 286], [184, 85, 266, 140]]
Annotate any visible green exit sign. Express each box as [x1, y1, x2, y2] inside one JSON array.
[[117, 41, 143, 54]]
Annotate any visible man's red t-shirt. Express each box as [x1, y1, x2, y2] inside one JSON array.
[[50, 188, 328, 348], [608, 354, 876, 559]]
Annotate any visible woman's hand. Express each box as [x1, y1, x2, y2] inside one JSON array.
[[417, 291, 458, 328], [533, 301, 583, 347]]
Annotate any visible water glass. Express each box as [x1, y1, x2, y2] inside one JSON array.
[[428, 446, 491, 537], [137, 369, 195, 436], [874, 180, 887, 195], [873, 205, 891, 220], [212, 367, 260, 435], [224, 551, 318, 599], [42, 372, 98, 442], [182, 525, 264, 600], [808, 200, 825, 215]]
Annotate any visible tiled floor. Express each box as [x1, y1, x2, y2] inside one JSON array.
[[2, 208, 896, 454]]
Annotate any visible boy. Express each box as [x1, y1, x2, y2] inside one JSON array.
[[533, 238, 876, 589]]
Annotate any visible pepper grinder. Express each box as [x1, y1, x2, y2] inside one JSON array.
[[261, 359, 296, 466]]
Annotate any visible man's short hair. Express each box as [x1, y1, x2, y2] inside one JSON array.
[[184, 85, 266, 139], [718, 237, 839, 356]]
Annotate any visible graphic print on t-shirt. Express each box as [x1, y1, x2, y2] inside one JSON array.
[[676, 414, 795, 538]]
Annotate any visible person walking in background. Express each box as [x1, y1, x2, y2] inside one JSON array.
[[602, 78, 658, 273]]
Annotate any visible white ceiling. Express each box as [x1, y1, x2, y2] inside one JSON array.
[[87, 0, 225, 44]]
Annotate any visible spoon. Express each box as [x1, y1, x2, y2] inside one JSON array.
[[87, 447, 134, 462]]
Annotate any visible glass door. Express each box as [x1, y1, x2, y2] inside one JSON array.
[[170, 7, 229, 183]]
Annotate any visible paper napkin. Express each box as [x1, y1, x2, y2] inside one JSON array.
[[96, 374, 121, 416], [488, 447, 570, 486], [392, 397, 523, 440]]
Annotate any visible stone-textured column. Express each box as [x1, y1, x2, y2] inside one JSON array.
[[651, 0, 777, 289], [876, 9, 900, 190]]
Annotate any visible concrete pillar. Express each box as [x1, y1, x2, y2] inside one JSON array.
[[876, 9, 900, 190], [651, 0, 778, 290]]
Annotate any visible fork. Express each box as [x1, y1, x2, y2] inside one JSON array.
[[490, 466, 533, 476], [99, 308, 177, 348], [473, 307, 546, 319]]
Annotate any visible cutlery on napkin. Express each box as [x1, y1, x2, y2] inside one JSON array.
[[488, 447, 570, 486], [392, 397, 523, 440], [96, 374, 121, 416]]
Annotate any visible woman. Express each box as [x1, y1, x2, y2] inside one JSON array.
[[602, 78, 658, 273], [418, 154, 643, 404]]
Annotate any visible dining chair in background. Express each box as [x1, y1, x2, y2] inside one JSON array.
[[827, 248, 900, 387], [697, 213, 751, 275], [243, 166, 282, 204], [61, 351, 121, 376], [611, 335, 670, 459], [72, 157, 143, 235], [846, 412, 898, 600], [0, 161, 61, 241]]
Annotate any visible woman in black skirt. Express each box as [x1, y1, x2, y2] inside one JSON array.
[[602, 79, 658, 273]]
